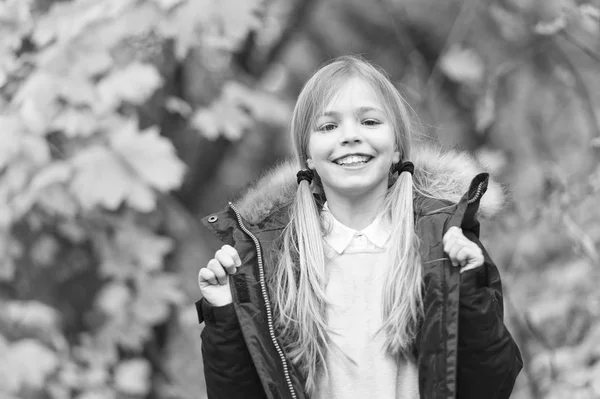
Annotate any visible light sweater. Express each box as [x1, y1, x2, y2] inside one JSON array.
[[314, 204, 420, 399]]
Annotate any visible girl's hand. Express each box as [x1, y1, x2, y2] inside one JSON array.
[[198, 245, 241, 307], [442, 227, 484, 273]]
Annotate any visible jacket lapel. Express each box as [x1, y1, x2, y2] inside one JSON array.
[[202, 208, 306, 399]]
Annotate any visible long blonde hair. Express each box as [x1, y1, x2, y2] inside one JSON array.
[[270, 55, 424, 395]]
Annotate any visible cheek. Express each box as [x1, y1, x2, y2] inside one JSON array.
[[307, 137, 330, 160], [306, 148, 332, 178], [306, 140, 324, 170]]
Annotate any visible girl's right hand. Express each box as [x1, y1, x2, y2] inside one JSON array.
[[198, 245, 241, 307]]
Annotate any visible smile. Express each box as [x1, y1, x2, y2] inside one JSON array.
[[332, 154, 373, 166]]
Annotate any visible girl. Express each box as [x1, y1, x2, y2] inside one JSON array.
[[196, 55, 522, 399]]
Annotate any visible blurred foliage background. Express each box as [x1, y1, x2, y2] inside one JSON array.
[[0, 0, 599, 398]]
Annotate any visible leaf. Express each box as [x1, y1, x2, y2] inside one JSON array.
[[32, 0, 133, 47], [124, 179, 157, 212], [73, 50, 114, 77], [115, 225, 173, 272], [159, 0, 212, 59], [0, 0, 34, 39], [37, 185, 80, 218], [191, 89, 254, 141], [110, 121, 186, 192], [97, 63, 163, 111], [70, 146, 132, 210], [439, 45, 485, 87], [0, 119, 23, 169], [0, 235, 21, 281], [114, 359, 151, 396], [12, 161, 71, 225], [475, 89, 496, 133], [164, 96, 192, 117], [56, 220, 87, 243], [534, 15, 567, 35], [79, 367, 109, 390], [489, 3, 530, 42], [210, 0, 264, 48], [20, 135, 51, 166], [563, 214, 600, 264], [132, 273, 184, 325], [14, 71, 55, 103], [160, 0, 263, 56], [71, 3, 161, 69], [190, 108, 220, 140], [0, 355, 21, 394], [19, 98, 56, 136], [29, 162, 72, 193], [221, 81, 291, 126], [96, 226, 172, 279], [37, 44, 113, 78], [96, 312, 151, 352], [2, 300, 62, 339], [69, 145, 155, 212], [96, 234, 136, 280], [0, 70, 7, 88], [30, 235, 60, 267], [5, 339, 58, 390], [55, 359, 81, 389], [152, 0, 186, 11], [76, 389, 116, 399], [580, 4, 600, 21], [73, 334, 118, 368], [0, 256, 16, 282], [13, 72, 62, 134], [57, 76, 99, 106], [47, 381, 72, 399], [1, 160, 36, 223], [94, 282, 131, 317], [51, 108, 97, 138]]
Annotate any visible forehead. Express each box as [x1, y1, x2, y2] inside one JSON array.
[[322, 77, 383, 112]]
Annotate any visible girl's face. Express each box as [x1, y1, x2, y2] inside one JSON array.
[[307, 77, 400, 200]]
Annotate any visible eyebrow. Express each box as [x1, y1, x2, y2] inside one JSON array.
[[321, 106, 384, 117]]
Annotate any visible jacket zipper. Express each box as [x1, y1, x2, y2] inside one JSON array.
[[467, 180, 485, 204], [229, 202, 298, 399]]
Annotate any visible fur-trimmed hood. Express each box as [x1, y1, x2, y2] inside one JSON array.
[[233, 146, 505, 225]]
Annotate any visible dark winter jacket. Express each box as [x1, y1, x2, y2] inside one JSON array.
[[195, 147, 523, 399]]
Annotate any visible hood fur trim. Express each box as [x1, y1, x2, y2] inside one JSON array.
[[233, 146, 505, 225]]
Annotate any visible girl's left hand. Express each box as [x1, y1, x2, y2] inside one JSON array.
[[442, 226, 484, 273]]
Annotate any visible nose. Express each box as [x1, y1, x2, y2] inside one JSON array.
[[340, 122, 362, 145]]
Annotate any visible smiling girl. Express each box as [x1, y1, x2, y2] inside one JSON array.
[[196, 56, 522, 399]]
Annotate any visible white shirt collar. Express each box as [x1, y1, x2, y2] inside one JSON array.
[[321, 202, 392, 254]]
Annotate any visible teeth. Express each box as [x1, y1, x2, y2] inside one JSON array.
[[335, 155, 370, 165]]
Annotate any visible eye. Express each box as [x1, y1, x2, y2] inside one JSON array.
[[362, 119, 380, 126], [317, 123, 337, 132]]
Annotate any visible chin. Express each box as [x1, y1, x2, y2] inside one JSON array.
[[320, 170, 389, 197], [332, 181, 387, 197]]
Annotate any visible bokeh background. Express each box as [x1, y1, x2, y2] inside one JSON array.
[[1, 0, 600, 398]]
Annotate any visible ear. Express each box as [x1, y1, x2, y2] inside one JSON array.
[[392, 150, 400, 164], [306, 158, 315, 169]]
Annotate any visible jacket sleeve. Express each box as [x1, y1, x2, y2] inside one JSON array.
[[456, 232, 523, 399], [196, 298, 267, 399]]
